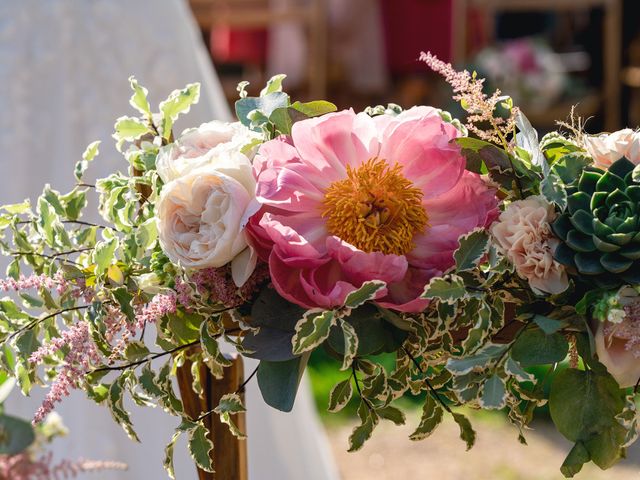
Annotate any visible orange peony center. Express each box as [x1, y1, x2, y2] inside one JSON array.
[[322, 158, 428, 255]]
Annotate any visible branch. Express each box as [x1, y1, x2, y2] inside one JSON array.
[[89, 340, 200, 374], [402, 346, 452, 414], [7, 305, 89, 341]]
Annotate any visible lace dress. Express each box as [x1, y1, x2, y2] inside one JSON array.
[[0, 1, 339, 479]]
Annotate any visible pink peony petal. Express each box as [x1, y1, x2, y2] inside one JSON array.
[[378, 113, 465, 198], [409, 171, 498, 271], [291, 110, 376, 188], [326, 236, 408, 286]]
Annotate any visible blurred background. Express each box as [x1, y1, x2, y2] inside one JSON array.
[[191, 0, 640, 133], [186, 0, 640, 478]]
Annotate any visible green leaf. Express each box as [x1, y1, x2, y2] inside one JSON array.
[[128, 76, 152, 117], [410, 396, 443, 440], [93, 238, 118, 272], [504, 357, 535, 383], [533, 314, 567, 335], [242, 287, 305, 361], [164, 421, 195, 479], [256, 353, 309, 412], [0, 414, 35, 455], [328, 377, 353, 413], [2, 200, 30, 215], [561, 441, 590, 478], [113, 116, 151, 142], [188, 422, 214, 473], [200, 321, 232, 379], [421, 275, 466, 304], [452, 412, 476, 450], [108, 377, 140, 441], [339, 319, 358, 371], [235, 92, 289, 129], [159, 83, 201, 138], [446, 343, 508, 375], [479, 374, 507, 409], [542, 172, 568, 209], [549, 368, 626, 471], [260, 74, 287, 96], [515, 111, 545, 167], [377, 405, 406, 426], [75, 140, 101, 181], [343, 281, 386, 309], [511, 328, 569, 367], [454, 229, 490, 271], [348, 406, 378, 451], [112, 286, 135, 322], [214, 393, 246, 415], [290, 100, 337, 118], [123, 341, 151, 362], [291, 310, 336, 355]]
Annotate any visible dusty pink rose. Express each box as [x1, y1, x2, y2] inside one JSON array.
[[491, 196, 568, 295], [248, 107, 498, 312], [584, 128, 640, 170]]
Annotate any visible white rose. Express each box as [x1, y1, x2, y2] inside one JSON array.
[[584, 128, 640, 169], [156, 151, 259, 287], [156, 121, 261, 183]]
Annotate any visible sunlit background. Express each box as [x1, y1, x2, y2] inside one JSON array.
[[186, 1, 640, 478]]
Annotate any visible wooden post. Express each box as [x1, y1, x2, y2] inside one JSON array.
[[176, 348, 248, 480]]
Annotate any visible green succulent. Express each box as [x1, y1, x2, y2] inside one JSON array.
[[552, 157, 640, 287]]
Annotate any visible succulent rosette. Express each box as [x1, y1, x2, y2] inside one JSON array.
[[248, 107, 499, 312], [552, 157, 640, 287]]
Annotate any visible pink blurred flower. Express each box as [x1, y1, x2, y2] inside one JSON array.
[[248, 108, 498, 312]]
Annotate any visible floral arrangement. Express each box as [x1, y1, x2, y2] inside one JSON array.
[[1, 52, 640, 478]]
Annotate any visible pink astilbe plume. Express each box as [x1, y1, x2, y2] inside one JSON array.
[[0, 451, 127, 480], [30, 321, 100, 424], [29, 293, 177, 423], [420, 51, 519, 147]]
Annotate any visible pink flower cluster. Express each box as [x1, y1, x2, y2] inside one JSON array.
[[420, 51, 519, 145], [0, 451, 126, 480], [30, 293, 177, 423], [104, 293, 177, 360], [30, 321, 100, 424], [0, 273, 67, 296], [176, 263, 269, 309], [603, 301, 640, 358], [0, 272, 94, 303]]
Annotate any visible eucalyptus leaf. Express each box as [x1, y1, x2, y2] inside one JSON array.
[[257, 353, 309, 412]]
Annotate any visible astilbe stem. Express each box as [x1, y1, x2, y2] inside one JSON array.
[[420, 51, 519, 149], [0, 451, 127, 480]]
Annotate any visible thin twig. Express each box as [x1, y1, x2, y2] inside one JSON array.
[[352, 360, 373, 410], [402, 346, 452, 414], [89, 340, 200, 374], [7, 305, 89, 342]]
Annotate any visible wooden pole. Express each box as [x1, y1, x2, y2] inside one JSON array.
[[176, 348, 248, 480]]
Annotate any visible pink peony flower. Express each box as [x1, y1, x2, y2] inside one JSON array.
[[248, 107, 499, 312]]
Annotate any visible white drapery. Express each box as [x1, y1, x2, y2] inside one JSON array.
[[0, 1, 340, 478]]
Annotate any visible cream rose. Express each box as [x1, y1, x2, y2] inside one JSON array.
[[583, 128, 640, 170], [491, 195, 569, 295], [156, 120, 261, 183], [156, 152, 259, 287]]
